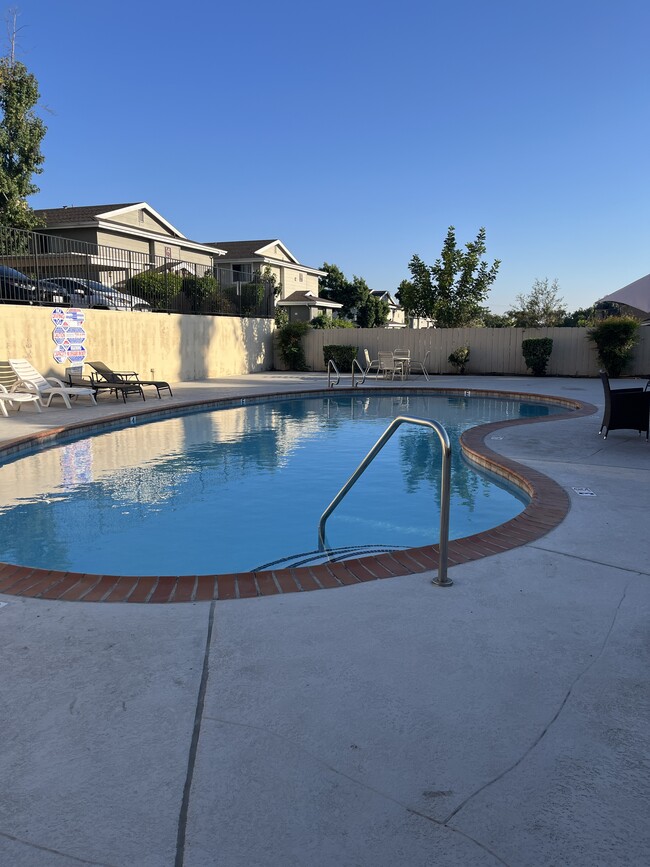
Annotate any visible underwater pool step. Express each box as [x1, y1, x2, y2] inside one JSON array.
[[252, 543, 408, 571]]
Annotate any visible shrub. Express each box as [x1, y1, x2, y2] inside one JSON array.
[[448, 346, 470, 373], [125, 272, 183, 309], [310, 314, 355, 329], [277, 321, 310, 370], [182, 274, 219, 313], [323, 344, 359, 371], [587, 316, 640, 377], [522, 337, 553, 376]]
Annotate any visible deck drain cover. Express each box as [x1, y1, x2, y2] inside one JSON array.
[[572, 487, 596, 497]]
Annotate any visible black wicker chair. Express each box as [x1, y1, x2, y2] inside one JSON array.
[[599, 370, 650, 440]]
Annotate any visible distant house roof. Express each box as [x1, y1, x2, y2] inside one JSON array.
[[204, 240, 278, 258], [35, 203, 140, 225], [34, 203, 226, 256], [204, 239, 326, 277], [371, 289, 400, 307], [276, 290, 342, 310]]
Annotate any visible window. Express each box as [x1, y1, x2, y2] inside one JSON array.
[[232, 263, 252, 281], [138, 209, 145, 223]]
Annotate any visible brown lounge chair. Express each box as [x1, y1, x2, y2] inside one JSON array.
[[66, 364, 145, 403], [87, 361, 173, 399]]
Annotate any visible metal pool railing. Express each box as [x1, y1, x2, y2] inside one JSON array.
[[317, 415, 453, 586]]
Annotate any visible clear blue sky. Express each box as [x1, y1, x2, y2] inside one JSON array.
[[9, 0, 650, 313]]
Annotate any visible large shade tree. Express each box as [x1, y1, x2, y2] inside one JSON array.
[[0, 18, 46, 230], [397, 227, 500, 327]]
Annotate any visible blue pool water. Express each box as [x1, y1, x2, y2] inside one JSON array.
[[0, 393, 560, 575]]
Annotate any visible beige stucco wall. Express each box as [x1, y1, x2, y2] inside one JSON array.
[[0, 306, 274, 382]]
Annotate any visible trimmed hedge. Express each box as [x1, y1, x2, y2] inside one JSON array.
[[323, 344, 359, 371], [522, 337, 553, 376]]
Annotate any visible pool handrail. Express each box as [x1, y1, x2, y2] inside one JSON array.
[[351, 358, 366, 388], [318, 415, 452, 586], [327, 359, 340, 388], [327, 357, 366, 388]]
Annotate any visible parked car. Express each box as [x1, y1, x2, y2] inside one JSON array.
[[44, 277, 151, 311], [0, 265, 84, 306], [0, 265, 39, 304]]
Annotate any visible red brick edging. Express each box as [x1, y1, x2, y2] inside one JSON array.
[[0, 388, 596, 602]]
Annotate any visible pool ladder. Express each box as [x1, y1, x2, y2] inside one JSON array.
[[327, 358, 366, 388], [318, 415, 453, 587]]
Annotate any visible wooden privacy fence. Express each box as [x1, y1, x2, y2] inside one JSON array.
[[300, 327, 650, 377]]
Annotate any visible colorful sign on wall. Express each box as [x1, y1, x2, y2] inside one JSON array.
[[51, 307, 87, 365]]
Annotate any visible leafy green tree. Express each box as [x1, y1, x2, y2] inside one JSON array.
[[398, 227, 500, 327], [0, 21, 46, 229], [562, 305, 598, 327], [319, 264, 386, 327], [479, 309, 513, 327], [396, 259, 434, 323], [506, 278, 567, 327], [310, 313, 355, 329]]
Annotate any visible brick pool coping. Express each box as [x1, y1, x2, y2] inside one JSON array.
[[0, 387, 597, 603]]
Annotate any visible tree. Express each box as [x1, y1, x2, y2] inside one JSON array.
[[0, 13, 46, 229], [562, 306, 598, 327], [506, 278, 567, 328], [319, 263, 387, 327], [398, 227, 500, 327], [356, 292, 389, 328]]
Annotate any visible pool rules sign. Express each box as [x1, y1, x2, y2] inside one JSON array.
[[51, 307, 87, 365]]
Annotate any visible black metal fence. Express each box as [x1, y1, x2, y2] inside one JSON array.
[[0, 225, 275, 317]]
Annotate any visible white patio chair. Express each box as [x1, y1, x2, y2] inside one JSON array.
[[393, 348, 411, 377], [363, 348, 380, 377], [8, 358, 97, 409], [409, 350, 430, 380], [377, 351, 405, 380]]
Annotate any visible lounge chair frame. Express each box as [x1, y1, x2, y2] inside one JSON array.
[[8, 358, 97, 409], [87, 361, 173, 399]]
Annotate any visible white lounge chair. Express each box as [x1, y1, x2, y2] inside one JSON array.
[[0, 364, 43, 417], [8, 358, 97, 409], [0, 382, 43, 417]]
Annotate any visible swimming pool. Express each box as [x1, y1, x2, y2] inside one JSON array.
[[0, 392, 562, 577]]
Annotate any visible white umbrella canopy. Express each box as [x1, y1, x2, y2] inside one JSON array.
[[599, 273, 650, 315]]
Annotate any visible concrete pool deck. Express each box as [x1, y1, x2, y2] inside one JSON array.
[[0, 373, 648, 866]]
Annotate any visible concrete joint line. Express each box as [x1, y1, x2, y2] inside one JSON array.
[[202, 713, 510, 864], [527, 543, 650, 577], [442, 581, 631, 826], [174, 601, 216, 867], [0, 829, 118, 866]]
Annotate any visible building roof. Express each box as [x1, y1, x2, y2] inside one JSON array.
[[33, 203, 226, 256], [34, 204, 141, 225], [204, 240, 278, 258], [277, 290, 343, 309]]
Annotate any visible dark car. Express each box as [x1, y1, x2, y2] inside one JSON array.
[[0, 265, 39, 304], [46, 277, 151, 311]]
